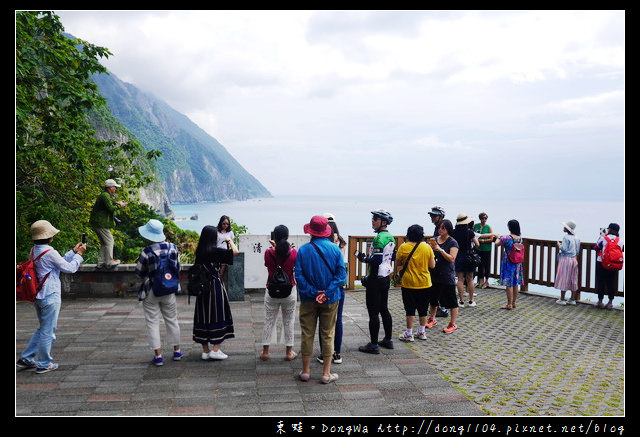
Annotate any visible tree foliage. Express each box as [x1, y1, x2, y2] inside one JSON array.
[[16, 11, 199, 262]]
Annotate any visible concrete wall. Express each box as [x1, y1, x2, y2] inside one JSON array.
[[61, 253, 245, 301], [60, 235, 315, 300]]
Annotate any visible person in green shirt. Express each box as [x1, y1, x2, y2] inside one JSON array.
[[89, 179, 127, 269], [356, 209, 395, 354], [474, 212, 494, 289]]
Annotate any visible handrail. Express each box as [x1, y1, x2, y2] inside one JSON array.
[[346, 236, 623, 299]]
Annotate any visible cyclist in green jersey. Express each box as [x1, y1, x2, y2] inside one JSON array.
[[357, 209, 395, 354]]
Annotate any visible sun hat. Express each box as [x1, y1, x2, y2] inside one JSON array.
[[562, 220, 577, 235], [105, 179, 121, 188], [31, 220, 60, 240], [303, 215, 332, 238], [138, 219, 166, 242], [456, 214, 472, 225]]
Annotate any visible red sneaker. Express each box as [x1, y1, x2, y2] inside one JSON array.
[[443, 323, 458, 334]]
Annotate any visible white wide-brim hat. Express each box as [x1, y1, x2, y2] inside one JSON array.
[[562, 220, 577, 235], [138, 219, 166, 242]]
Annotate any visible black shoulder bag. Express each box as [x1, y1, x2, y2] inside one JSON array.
[[393, 241, 421, 285]]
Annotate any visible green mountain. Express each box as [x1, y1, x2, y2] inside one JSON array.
[[92, 71, 271, 207]]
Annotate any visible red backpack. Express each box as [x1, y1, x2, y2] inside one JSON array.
[[507, 236, 525, 264], [16, 249, 51, 302], [601, 237, 623, 271]]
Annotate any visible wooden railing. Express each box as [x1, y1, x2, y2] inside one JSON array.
[[347, 236, 623, 299]]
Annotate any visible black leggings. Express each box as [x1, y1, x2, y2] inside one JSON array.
[[476, 250, 491, 280], [365, 276, 393, 344]]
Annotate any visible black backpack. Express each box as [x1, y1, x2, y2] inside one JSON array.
[[187, 263, 215, 303], [267, 251, 292, 298]]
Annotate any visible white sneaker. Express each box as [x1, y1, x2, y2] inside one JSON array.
[[566, 299, 577, 306], [208, 350, 228, 360], [398, 332, 414, 342], [201, 352, 210, 360], [556, 299, 567, 305], [416, 331, 427, 340], [467, 301, 477, 307]]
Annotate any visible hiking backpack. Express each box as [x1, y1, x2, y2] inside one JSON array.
[[187, 263, 215, 303], [601, 237, 624, 271], [267, 251, 292, 299], [16, 249, 51, 302], [151, 248, 180, 296]]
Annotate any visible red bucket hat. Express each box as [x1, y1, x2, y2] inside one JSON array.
[[303, 215, 332, 238]]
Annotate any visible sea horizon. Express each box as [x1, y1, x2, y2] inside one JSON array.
[[172, 193, 624, 306], [171, 193, 624, 242]]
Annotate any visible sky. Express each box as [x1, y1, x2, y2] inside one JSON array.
[[53, 10, 625, 201]]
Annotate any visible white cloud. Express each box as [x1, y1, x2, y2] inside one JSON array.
[[52, 9, 625, 200]]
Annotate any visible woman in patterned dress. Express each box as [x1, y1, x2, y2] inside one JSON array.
[[192, 225, 238, 360], [495, 219, 523, 310]]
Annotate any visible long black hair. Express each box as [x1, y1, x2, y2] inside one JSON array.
[[328, 221, 347, 249], [272, 225, 291, 258], [217, 215, 231, 233], [508, 219, 521, 236], [195, 225, 218, 263]]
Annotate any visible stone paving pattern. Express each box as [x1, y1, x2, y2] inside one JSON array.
[[15, 286, 623, 417]]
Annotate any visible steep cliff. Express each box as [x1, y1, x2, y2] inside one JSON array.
[[92, 71, 271, 206]]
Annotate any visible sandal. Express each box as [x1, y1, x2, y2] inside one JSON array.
[[260, 353, 269, 361], [500, 305, 512, 310], [286, 351, 298, 361], [320, 373, 339, 384], [298, 371, 310, 382]]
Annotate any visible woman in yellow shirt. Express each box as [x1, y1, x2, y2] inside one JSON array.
[[396, 224, 436, 342]]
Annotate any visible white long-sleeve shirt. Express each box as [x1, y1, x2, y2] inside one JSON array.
[[31, 244, 83, 299]]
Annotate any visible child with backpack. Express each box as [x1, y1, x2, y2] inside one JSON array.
[[16, 220, 85, 374], [135, 219, 183, 366], [595, 223, 624, 309], [261, 225, 298, 362]]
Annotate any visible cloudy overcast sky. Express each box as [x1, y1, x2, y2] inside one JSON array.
[[54, 10, 625, 201]]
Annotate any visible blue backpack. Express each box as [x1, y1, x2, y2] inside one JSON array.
[[151, 248, 180, 296]]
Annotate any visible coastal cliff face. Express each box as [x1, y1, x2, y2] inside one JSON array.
[[92, 71, 271, 210]]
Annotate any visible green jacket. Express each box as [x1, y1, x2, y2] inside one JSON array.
[[89, 191, 119, 229]]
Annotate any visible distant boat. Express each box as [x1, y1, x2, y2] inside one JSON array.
[[190, 214, 199, 220]]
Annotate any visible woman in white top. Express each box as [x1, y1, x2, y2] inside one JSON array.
[[554, 220, 580, 305], [216, 215, 235, 248], [216, 215, 235, 279]]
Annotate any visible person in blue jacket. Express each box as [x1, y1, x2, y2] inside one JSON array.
[[295, 215, 346, 384]]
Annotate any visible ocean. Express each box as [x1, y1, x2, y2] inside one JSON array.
[[172, 194, 624, 305]]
